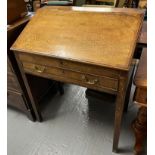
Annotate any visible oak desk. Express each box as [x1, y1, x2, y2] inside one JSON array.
[[132, 48, 147, 155], [11, 6, 144, 152]]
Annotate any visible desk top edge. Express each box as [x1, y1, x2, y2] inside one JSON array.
[[12, 49, 131, 71]]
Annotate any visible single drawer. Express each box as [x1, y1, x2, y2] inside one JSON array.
[[22, 62, 118, 92], [7, 73, 21, 92], [19, 53, 119, 79], [134, 87, 147, 105], [7, 90, 27, 111]]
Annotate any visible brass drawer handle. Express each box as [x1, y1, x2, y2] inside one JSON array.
[[34, 65, 45, 73], [81, 75, 98, 85]]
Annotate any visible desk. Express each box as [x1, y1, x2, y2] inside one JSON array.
[[132, 48, 147, 155], [11, 6, 144, 152]]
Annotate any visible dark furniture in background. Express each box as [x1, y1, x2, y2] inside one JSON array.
[[7, 0, 28, 24], [124, 0, 147, 8], [7, 15, 36, 120], [85, 0, 120, 7], [134, 21, 147, 59], [132, 48, 147, 155], [138, 21, 147, 47], [7, 4, 62, 121], [124, 0, 139, 7]]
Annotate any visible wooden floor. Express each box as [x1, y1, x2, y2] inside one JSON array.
[[7, 84, 146, 155]]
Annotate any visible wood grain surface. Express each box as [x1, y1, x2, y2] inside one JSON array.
[[11, 6, 144, 71]]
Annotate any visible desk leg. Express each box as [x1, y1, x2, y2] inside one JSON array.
[[113, 75, 127, 152], [132, 107, 147, 155], [15, 53, 43, 122]]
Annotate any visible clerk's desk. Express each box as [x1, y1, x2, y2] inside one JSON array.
[[11, 7, 144, 152]]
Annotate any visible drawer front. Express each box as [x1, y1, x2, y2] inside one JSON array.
[[19, 53, 119, 79], [7, 90, 27, 111], [22, 62, 118, 93], [134, 88, 147, 105], [7, 73, 21, 92]]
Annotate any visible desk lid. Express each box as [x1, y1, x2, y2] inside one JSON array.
[[11, 6, 144, 71]]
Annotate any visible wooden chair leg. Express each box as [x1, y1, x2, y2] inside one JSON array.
[[132, 107, 147, 155]]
